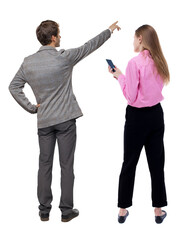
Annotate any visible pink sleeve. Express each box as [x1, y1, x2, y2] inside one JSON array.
[[118, 59, 139, 104]]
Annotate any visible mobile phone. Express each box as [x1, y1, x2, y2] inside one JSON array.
[[106, 59, 116, 72]]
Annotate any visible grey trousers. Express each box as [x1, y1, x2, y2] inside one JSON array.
[[37, 119, 76, 215]]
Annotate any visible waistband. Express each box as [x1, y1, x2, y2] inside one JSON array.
[[127, 103, 161, 111]]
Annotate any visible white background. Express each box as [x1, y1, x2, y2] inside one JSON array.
[[1, 0, 194, 239]]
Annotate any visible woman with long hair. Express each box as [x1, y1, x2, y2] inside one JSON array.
[[108, 24, 169, 224]]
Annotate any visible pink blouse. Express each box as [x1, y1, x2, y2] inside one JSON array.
[[118, 50, 164, 108]]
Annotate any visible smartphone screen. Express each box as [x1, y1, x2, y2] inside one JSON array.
[[106, 59, 116, 72]]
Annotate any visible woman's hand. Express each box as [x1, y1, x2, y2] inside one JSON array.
[[36, 104, 40, 108], [108, 66, 123, 79]]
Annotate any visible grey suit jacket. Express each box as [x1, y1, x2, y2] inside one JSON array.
[[9, 29, 111, 128]]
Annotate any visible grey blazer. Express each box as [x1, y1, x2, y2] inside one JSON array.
[[9, 29, 111, 128]]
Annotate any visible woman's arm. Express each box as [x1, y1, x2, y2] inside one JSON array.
[[109, 60, 140, 104]]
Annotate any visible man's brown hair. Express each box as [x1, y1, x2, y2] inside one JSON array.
[[36, 20, 59, 46]]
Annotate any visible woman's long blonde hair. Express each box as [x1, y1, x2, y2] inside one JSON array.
[[135, 25, 170, 84]]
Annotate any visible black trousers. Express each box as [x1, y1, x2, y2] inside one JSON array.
[[118, 103, 167, 208]]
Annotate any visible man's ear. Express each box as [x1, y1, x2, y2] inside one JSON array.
[[51, 35, 56, 42]]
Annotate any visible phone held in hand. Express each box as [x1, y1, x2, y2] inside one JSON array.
[[106, 59, 116, 72]]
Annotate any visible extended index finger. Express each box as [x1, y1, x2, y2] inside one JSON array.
[[113, 21, 118, 25]]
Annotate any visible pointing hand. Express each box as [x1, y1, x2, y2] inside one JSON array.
[[109, 21, 121, 33]]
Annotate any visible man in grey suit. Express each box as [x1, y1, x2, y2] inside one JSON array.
[[9, 20, 120, 222]]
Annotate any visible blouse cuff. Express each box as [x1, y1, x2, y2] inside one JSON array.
[[118, 74, 125, 83]]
